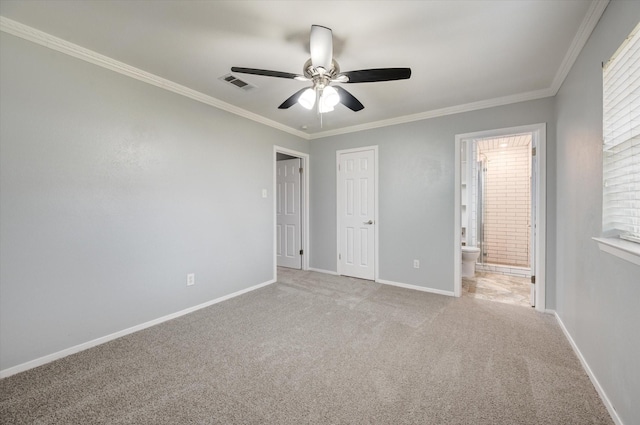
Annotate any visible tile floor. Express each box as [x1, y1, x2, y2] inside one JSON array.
[[462, 271, 532, 307]]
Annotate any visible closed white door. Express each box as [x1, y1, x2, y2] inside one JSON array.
[[338, 149, 376, 280], [276, 158, 302, 269]]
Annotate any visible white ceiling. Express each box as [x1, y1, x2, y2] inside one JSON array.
[[0, 1, 605, 138]]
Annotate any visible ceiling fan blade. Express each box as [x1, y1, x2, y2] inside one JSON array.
[[310, 25, 333, 71], [231, 67, 304, 80], [278, 88, 309, 109], [339, 68, 412, 83], [334, 86, 364, 111]]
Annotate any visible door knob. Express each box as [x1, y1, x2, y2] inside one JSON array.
[[363, 220, 374, 225]]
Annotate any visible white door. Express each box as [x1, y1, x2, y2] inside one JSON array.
[[338, 149, 376, 280], [276, 158, 302, 269], [529, 141, 537, 307]]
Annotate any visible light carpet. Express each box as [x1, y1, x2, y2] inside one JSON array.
[[0, 268, 612, 424]]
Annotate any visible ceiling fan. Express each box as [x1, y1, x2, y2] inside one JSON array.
[[231, 25, 411, 114]]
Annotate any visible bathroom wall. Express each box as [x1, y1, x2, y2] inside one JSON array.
[[468, 142, 479, 247], [461, 141, 468, 243], [461, 140, 478, 247], [479, 142, 531, 267]]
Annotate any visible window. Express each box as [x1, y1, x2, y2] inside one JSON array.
[[602, 22, 640, 244]]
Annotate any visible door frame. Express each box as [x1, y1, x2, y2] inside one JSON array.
[[273, 146, 309, 278], [454, 123, 547, 312], [336, 145, 379, 280]]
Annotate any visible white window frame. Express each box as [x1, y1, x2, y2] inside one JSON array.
[[595, 22, 640, 266]]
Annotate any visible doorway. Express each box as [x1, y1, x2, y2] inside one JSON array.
[[336, 146, 378, 281], [274, 146, 309, 278], [454, 124, 546, 312]]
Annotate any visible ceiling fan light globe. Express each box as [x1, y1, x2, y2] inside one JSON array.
[[298, 88, 316, 110], [319, 95, 336, 113], [322, 86, 340, 107]]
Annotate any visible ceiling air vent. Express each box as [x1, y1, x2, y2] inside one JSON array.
[[219, 73, 256, 91]]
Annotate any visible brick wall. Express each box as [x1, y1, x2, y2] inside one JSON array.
[[479, 144, 531, 267]]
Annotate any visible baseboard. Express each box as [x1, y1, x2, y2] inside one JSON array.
[[376, 278, 455, 297], [307, 267, 339, 275], [544, 308, 556, 315], [0, 278, 276, 379], [554, 312, 623, 425]]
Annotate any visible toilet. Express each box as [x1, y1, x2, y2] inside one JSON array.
[[461, 246, 481, 277]]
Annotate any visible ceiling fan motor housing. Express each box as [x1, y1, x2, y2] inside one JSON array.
[[303, 59, 341, 82]]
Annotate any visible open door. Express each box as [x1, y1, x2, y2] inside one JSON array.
[[530, 141, 537, 307], [276, 158, 302, 269]]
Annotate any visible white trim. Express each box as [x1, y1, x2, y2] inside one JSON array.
[[593, 237, 640, 266], [549, 0, 610, 94], [375, 147, 380, 281], [377, 278, 455, 297], [310, 88, 555, 140], [535, 124, 547, 312], [454, 124, 547, 312], [307, 267, 339, 275], [475, 263, 531, 277], [0, 17, 308, 140], [273, 146, 310, 279], [554, 312, 623, 425], [454, 138, 462, 297], [336, 146, 379, 281], [0, 278, 276, 379]]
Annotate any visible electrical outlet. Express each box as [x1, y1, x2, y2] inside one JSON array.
[[413, 260, 420, 269], [187, 273, 195, 286]]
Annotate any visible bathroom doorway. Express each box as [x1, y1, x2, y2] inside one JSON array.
[[454, 124, 546, 311]]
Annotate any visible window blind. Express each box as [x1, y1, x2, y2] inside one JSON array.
[[603, 22, 640, 242]]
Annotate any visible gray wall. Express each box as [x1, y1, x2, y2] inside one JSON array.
[[0, 34, 308, 370], [554, 1, 640, 423], [310, 99, 555, 296]]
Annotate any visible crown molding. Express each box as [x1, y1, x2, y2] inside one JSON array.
[[0, 16, 309, 140], [1, 0, 608, 142], [549, 0, 609, 94], [308, 87, 555, 140]]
